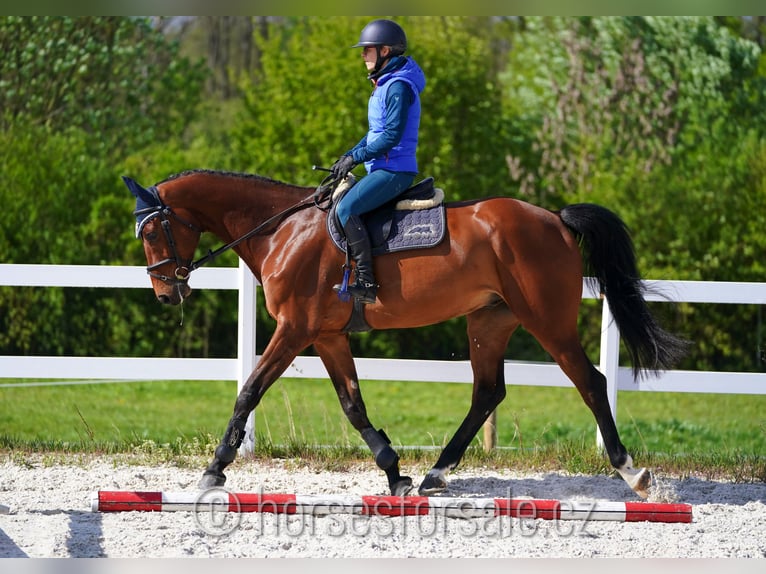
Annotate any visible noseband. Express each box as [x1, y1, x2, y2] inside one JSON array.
[[134, 200, 202, 287]]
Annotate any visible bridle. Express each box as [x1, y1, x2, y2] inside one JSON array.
[[134, 199, 202, 287], [134, 178, 336, 287]]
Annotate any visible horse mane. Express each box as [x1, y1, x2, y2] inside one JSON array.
[[157, 169, 300, 191]]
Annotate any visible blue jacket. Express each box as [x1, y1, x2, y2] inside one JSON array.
[[348, 56, 426, 174]]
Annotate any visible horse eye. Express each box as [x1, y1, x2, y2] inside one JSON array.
[[144, 230, 159, 242]]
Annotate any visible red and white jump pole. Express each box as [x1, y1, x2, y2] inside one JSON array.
[[90, 491, 693, 524]]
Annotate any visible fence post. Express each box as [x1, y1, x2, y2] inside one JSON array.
[[483, 410, 497, 452], [237, 259, 258, 456], [597, 297, 620, 451]]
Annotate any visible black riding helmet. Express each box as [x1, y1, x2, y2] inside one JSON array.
[[352, 19, 407, 77]]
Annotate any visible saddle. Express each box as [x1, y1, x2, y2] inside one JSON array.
[[327, 177, 446, 256]]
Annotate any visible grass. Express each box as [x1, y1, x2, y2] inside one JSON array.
[[1, 377, 764, 482]]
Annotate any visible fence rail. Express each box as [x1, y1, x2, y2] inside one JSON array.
[[2, 263, 765, 451]]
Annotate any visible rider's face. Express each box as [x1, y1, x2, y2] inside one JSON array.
[[362, 45, 391, 72]]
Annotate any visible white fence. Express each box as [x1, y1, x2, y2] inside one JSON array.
[[2, 262, 766, 451]]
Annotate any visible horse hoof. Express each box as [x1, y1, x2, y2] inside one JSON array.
[[198, 471, 226, 489], [616, 455, 652, 499], [629, 468, 652, 499], [390, 477, 413, 497], [418, 470, 447, 495]]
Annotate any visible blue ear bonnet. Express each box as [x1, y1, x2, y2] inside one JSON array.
[[122, 176, 163, 238]]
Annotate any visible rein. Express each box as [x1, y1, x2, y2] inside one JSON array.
[[190, 192, 322, 270]]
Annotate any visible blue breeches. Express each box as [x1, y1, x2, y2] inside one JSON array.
[[335, 169, 415, 227]]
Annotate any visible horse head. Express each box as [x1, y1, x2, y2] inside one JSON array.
[[123, 176, 201, 305]]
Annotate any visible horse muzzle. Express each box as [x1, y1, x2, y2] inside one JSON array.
[[156, 281, 192, 305]]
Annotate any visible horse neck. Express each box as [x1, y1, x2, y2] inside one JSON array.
[[160, 171, 313, 241]]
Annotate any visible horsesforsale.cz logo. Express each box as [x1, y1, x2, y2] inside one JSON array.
[[191, 487, 599, 539], [193, 487, 242, 537]]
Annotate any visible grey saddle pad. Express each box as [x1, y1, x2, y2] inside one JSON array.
[[327, 198, 446, 255]]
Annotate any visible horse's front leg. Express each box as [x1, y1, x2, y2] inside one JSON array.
[[199, 325, 310, 489], [314, 333, 413, 496]]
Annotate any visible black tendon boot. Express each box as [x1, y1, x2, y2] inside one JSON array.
[[335, 215, 378, 304]]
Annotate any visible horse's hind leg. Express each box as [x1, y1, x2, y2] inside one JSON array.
[[532, 331, 651, 498], [419, 304, 518, 495], [313, 333, 413, 496], [579, 358, 650, 497]]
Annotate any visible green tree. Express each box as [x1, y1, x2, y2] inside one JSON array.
[[501, 16, 766, 371], [0, 17, 231, 359], [0, 16, 207, 156], [503, 17, 764, 204]]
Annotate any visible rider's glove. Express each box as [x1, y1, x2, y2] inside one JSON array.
[[330, 155, 356, 180]]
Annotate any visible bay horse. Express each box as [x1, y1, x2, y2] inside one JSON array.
[[124, 169, 688, 499]]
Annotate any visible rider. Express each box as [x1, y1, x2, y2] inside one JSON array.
[[330, 19, 427, 304]]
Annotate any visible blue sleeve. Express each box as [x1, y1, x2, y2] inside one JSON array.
[[349, 81, 414, 164], [346, 135, 367, 157]]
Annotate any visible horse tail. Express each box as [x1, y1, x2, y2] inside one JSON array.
[[558, 203, 689, 380]]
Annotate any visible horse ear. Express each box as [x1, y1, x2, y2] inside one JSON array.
[[122, 176, 156, 205]]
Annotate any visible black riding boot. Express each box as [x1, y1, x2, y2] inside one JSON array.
[[334, 215, 378, 304]]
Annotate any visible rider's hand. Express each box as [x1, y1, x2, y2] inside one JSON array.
[[330, 155, 356, 180]]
